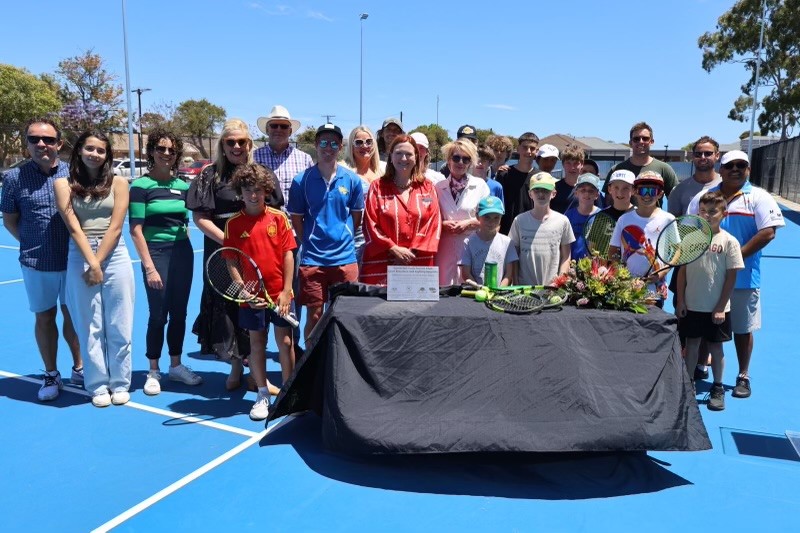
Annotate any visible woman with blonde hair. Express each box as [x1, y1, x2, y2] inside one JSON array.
[[344, 126, 381, 265], [434, 139, 489, 286], [361, 135, 441, 285], [186, 118, 283, 391]]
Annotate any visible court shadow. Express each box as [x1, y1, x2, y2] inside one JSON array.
[[0, 375, 87, 408], [261, 414, 692, 500]]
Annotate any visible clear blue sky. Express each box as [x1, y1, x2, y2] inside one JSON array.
[[1, 0, 751, 148]]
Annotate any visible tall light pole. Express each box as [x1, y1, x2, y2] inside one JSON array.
[[121, 0, 135, 168], [132, 87, 150, 176], [359, 13, 369, 125], [747, 0, 767, 161]]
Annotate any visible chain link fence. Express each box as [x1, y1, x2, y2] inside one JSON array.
[[751, 137, 800, 204]]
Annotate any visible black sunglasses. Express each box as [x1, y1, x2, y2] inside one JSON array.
[[27, 135, 59, 146], [722, 161, 748, 170], [693, 151, 715, 158], [155, 146, 176, 155], [631, 136, 651, 143], [225, 139, 249, 148], [451, 155, 471, 164], [269, 123, 290, 130]]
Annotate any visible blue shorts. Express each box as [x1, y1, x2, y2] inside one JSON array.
[[21, 266, 67, 313], [238, 306, 294, 330]]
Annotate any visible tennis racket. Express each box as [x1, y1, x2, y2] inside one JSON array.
[[485, 292, 545, 314], [583, 211, 616, 258], [206, 247, 300, 328], [532, 286, 568, 310], [644, 215, 713, 278]]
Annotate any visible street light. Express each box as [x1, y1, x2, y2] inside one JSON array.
[[664, 144, 669, 161], [132, 87, 151, 177], [359, 13, 369, 125]]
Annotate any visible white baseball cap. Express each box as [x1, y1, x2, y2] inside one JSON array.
[[720, 150, 749, 166], [608, 169, 636, 185], [537, 144, 559, 159], [410, 132, 429, 149]]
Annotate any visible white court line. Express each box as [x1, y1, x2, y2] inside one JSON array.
[[0, 244, 19, 250], [0, 278, 23, 285], [0, 370, 258, 438], [91, 417, 291, 533]]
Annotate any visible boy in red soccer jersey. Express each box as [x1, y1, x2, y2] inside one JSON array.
[[225, 164, 296, 421]]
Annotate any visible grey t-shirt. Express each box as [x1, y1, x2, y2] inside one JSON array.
[[667, 175, 721, 216], [459, 232, 519, 285]]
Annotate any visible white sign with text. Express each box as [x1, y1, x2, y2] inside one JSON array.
[[386, 266, 439, 301]]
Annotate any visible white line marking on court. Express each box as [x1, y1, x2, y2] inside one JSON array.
[[91, 417, 292, 533], [0, 370, 259, 438], [0, 244, 19, 250], [0, 278, 23, 285]]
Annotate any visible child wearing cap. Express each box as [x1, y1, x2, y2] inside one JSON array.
[[608, 171, 675, 305], [676, 190, 744, 410], [564, 173, 601, 260], [603, 170, 636, 221], [509, 172, 575, 286], [459, 196, 518, 287]]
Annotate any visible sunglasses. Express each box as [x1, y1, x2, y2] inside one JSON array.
[[693, 151, 716, 158], [636, 186, 661, 197], [722, 161, 748, 170], [631, 136, 652, 143], [27, 135, 59, 146], [155, 146, 176, 155], [451, 155, 471, 164], [269, 123, 290, 130], [225, 139, 249, 148], [318, 140, 340, 149], [353, 139, 374, 147]]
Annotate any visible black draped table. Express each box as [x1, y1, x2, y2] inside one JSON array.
[[269, 295, 711, 455]]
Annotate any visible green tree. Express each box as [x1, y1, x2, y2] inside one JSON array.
[[56, 50, 124, 143], [698, 0, 800, 139], [172, 99, 226, 159], [294, 126, 318, 159], [475, 128, 495, 145], [0, 64, 62, 165], [410, 124, 451, 163]]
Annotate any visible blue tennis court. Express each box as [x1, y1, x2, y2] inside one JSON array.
[[2, 204, 800, 532]]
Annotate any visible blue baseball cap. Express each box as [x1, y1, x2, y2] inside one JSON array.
[[477, 195, 505, 216]]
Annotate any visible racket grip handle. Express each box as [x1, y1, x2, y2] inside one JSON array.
[[284, 312, 300, 329]]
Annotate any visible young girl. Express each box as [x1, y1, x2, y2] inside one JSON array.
[[54, 131, 134, 408]]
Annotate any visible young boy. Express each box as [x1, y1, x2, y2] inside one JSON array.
[[603, 169, 636, 221], [676, 191, 743, 410], [552, 145, 602, 213], [608, 171, 675, 306], [225, 164, 297, 421], [474, 145, 505, 203], [508, 172, 574, 286], [564, 173, 601, 260], [459, 196, 519, 287]]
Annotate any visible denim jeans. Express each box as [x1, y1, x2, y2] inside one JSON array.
[[66, 237, 135, 396], [143, 239, 193, 359]]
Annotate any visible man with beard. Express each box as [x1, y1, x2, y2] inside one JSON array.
[[668, 136, 721, 217]]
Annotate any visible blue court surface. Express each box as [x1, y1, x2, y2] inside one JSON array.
[[2, 203, 800, 532]]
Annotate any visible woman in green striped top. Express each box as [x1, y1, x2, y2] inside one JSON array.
[[129, 128, 201, 396]]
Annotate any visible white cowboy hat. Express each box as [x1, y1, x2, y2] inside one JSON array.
[[256, 105, 302, 135]]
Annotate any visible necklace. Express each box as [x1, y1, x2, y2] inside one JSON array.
[[395, 179, 411, 190]]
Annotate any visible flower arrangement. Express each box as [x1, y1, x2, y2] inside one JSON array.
[[551, 255, 650, 313]]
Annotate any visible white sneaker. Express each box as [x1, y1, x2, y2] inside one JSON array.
[[38, 370, 63, 401], [168, 364, 203, 386], [92, 391, 112, 407], [111, 391, 130, 405], [144, 371, 162, 395], [249, 392, 270, 421]]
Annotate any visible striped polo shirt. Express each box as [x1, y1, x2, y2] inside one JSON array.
[[129, 175, 190, 242]]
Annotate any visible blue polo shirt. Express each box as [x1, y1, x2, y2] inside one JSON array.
[[287, 165, 364, 266], [687, 181, 785, 289], [0, 160, 70, 271]]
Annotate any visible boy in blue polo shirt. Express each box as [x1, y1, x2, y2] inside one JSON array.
[[288, 123, 365, 340]]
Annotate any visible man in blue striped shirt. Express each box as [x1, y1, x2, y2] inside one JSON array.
[[0, 118, 82, 401]]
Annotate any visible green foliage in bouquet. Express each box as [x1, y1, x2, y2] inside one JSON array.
[[551, 255, 650, 313]]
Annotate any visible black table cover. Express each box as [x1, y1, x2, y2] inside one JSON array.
[[270, 295, 711, 455]]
